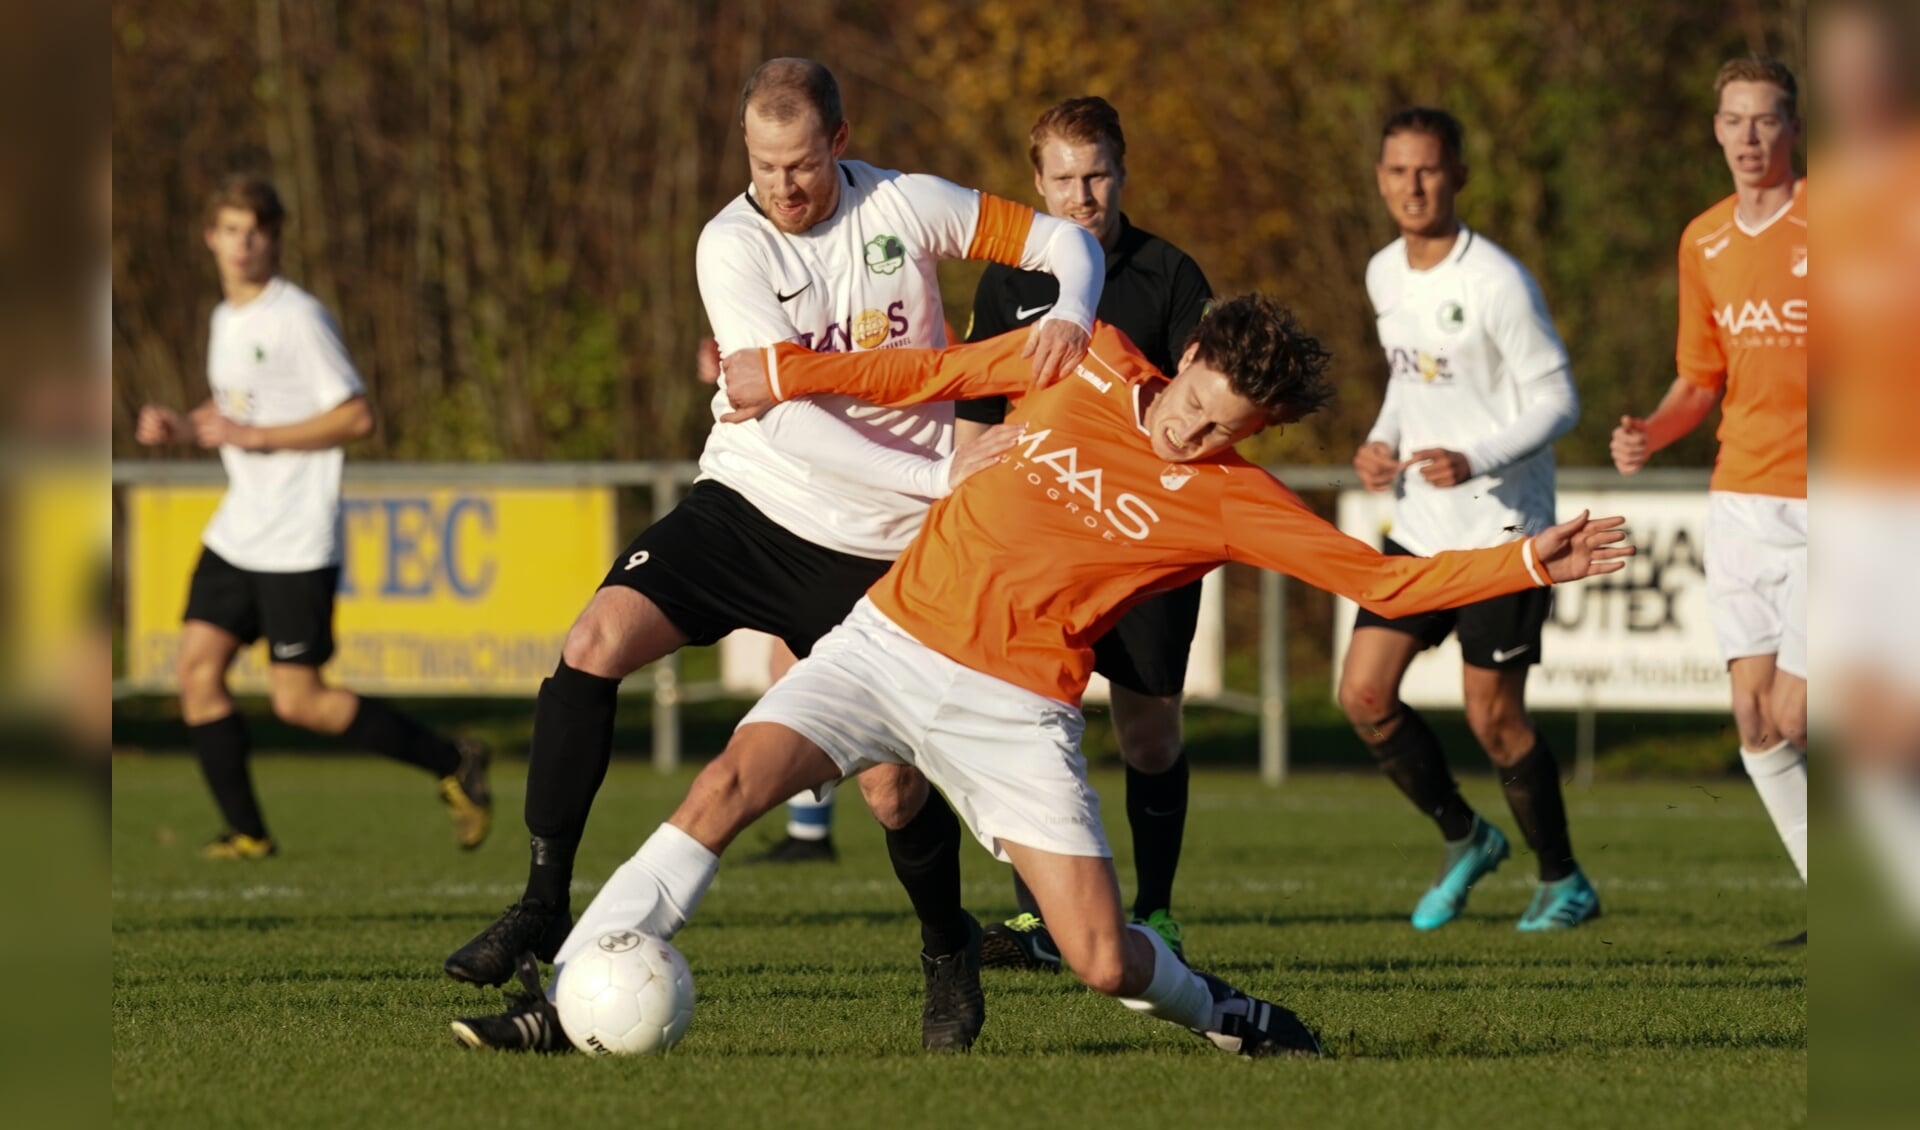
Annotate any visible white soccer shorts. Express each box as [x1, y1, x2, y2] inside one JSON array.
[[1705, 491, 1807, 678], [738, 598, 1109, 861], [1816, 486, 1920, 690]]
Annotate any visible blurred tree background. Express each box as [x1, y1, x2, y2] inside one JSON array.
[[110, 0, 1805, 467]]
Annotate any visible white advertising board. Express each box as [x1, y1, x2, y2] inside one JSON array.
[[1332, 490, 1727, 712]]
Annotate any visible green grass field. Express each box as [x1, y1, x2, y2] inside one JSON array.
[[112, 755, 1806, 1129]]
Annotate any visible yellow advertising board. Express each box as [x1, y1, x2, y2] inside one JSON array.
[[125, 483, 614, 694]]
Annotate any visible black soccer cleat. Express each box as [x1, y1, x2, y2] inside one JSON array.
[[443, 898, 573, 986], [746, 834, 837, 864], [450, 952, 573, 1053], [1190, 970, 1322, 1058], [979, 913, 1063, 972], [920, 914, 986, 1052]]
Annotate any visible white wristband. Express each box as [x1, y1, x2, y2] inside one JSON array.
[[1521, 538, 1549, 587]]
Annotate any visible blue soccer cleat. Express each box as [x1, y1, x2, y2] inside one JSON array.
[[1410, 817, 1510, 931], [1516, 867, 1602, 931]]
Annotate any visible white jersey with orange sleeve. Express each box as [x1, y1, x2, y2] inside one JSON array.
[[1676, 179, 1808, 499], [762, 324, 1550, 705], [1363, 227, 1576, 555], [696, 159, 1102, 559]]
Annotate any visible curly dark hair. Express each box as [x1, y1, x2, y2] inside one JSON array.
[[1183, 294, 1335, 424]]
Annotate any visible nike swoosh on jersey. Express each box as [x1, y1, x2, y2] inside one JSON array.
[[1015, 302, 1055, 321], [1490, 645, 1530, 663], [777, 282, 812, 303]]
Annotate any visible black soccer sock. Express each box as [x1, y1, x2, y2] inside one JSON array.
[[343, 696, 462, 777], [1499, 738, 1577, 882], [522, 660, 621, 908], [884, 787, 974, 958], [1010, 868, 1042, 918], [1127, 753, 1190, 919], [1365, 705, 1476, 842], [189, 713, 267, 840]]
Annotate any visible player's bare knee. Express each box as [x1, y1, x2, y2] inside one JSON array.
[[561, 609, 626, 676], [857, 767, 926, 830], [1466, 702, 1527, 764], [1338, 678, 1400, 737], [1772, 700, 1807, 750], [175, 655, 225, 708], [1118, 727, 1182, 774], [268, 685, 321, 729]]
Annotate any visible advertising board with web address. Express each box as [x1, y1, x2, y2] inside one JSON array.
[[1332, 489, 1728, 711], [125, 483, 614, 694]]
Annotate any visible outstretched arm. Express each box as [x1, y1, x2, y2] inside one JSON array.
[[719, 332, 1038, 423], [1223, 474, 1633, 617]]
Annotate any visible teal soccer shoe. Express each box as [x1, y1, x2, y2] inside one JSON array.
[[1411, 818, 1510, 931]]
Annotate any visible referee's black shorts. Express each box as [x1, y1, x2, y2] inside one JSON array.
[[600, 480, 891, 658], [1093, 579, 1204, 698]]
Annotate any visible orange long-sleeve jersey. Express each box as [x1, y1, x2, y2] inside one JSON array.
[[1676, 180, 1808, 498], [766, 324, 1553, 705]]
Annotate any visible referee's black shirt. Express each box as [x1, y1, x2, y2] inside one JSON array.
[[956, 214, 1213, 424]]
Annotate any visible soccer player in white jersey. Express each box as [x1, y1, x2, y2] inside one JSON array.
[[1613, 59, 1808, 943], [443, 59, 1102, 1052], [134, 176, 491, 860], [1340, 108, 1597, 931]]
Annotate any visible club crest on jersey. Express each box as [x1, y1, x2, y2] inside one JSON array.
[[1790, 246, 1807, 278], [865, 234, 906, 276], [253, 344, 267, 362], [1159, 464, 1197, 491], [1434, 301, 1466, 334]]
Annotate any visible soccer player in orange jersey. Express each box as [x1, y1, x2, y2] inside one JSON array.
[[450, 295, 1633, 1055], [1612, 58, 1808, 940]]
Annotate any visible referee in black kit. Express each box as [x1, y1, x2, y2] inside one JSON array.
[[957, 96, 1213, 970]]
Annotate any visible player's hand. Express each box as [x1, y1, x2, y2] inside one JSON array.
[[1021, 319, 1090, 389], [193, 411, 258, 450], [948, 422, 1024, 488], [1352, 441, 1400, 492], [1611, 415, 1650, 475], [134, 404, 186, 446], [695, 337, 720, 385], [716, 348, 774, 422], [1531, 510, 1635, 583], [1407, 447, 1472, 488]]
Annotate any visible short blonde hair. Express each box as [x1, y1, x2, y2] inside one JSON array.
[[1714, 57, 1799, 117]]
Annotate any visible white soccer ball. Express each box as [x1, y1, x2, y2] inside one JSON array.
[[552, 930, 696, 1055]]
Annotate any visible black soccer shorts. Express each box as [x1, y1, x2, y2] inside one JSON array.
[[600, 480, 892, 658], [1092, 578, 1205, 698], [1351, 537, 1551, 669], [182, 547, 339, 666]]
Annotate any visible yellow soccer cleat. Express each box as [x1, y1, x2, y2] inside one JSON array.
[[199, 831, 277, 861], [440, 737, 494, 851]]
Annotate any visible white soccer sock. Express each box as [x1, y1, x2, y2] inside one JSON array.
[[553, 823, 719, 969], [1742, 740, 1809, 883], [1118, 924, 1213, 1031], [1847, 767, 1920, 930], [785, 791, 833, 841]]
